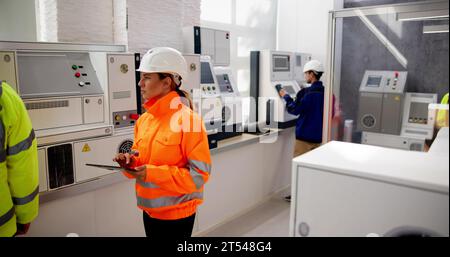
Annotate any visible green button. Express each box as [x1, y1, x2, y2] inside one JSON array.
[[72, 65, 78, 70]]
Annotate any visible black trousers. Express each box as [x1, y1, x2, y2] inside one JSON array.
[[143, 211, 196, 237]]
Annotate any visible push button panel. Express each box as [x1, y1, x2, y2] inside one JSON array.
[[201, 85, 221, 97], [113, 110, 139, 128], [360, 70, 407, 94], [72, 63, 92, 87]]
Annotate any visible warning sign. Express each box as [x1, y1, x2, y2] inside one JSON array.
[[82, 144, 91, 153]]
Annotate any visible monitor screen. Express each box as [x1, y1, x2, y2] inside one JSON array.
[[201, 62, 215, 84], [216, 74, 234, 93], [273, 55, 290, 72], [283, 85, 296, 95], [366, 75, 382, 87]]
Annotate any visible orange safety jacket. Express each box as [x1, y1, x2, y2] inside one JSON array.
[[124, 91, 211, 220]]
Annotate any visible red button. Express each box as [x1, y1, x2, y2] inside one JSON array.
[[129, 114, 140, 120], [394, 72, 399, 78], [75, 72, 81, 78]]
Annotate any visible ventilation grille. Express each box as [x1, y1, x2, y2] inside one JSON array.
[[118, 140, 133, 154], [26, 100, 69, 110], [362, 115, 376, 128]]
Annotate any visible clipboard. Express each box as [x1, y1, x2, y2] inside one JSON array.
[[85, 163, 137, 172]]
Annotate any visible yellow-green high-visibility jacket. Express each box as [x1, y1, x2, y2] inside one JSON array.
[[436, 93, 449, 128], [0, 81, 39, 237]]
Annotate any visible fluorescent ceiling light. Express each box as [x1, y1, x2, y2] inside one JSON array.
[[397, 10, 449, 21], [423, 24, 449, 33], [355, 9, 408, 69]]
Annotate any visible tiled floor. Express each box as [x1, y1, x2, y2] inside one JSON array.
[[202, 197, 291, 237]]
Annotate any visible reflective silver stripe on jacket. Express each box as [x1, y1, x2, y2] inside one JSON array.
[[137, 180, 159, 189], [12, 186, 39, 205], [7, 129, 35, 156], [0, 207, 15, 227], [137, 192, 203, 209], [188, 159, 211, 189], [189, 159, 211, 174]]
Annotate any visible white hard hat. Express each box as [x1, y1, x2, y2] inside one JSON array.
[[137, 47, 188, 85], [303, 60, 324, 73]]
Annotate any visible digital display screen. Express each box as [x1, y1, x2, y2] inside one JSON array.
[[201, 62, 215, 84], [366, 76, 382, 87], [273, 55, 290, 72], [283, 85, 296, 95], [216, 74, 234, 93], [409, 102, 429, 124]]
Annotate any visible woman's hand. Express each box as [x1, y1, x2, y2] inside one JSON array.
[[114, 151, 145, 181], [113, 153, 132, 168], [126, 165, 147, 181], [113, 151, 138, 169]]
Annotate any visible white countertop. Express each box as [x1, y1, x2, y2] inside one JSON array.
[[293, 140, 449, 194]]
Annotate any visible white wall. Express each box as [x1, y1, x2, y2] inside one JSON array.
[[0, 0, 38, 41], [36, 0, 200, 53], [276, 0, 344, 78], [37, 0, 57, 42], [127, 0, 200, 54], [59, 0, 114, 44], [113, 0, 127, 45], [37, 0, 114, 43]]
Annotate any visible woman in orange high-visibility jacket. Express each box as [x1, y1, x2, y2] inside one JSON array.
[[114, 47, 211, 237]]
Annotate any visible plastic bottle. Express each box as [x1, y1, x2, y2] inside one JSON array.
[[343, 120, 353, 142]]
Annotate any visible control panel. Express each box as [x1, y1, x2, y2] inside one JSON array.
[[401, 93, 438, 139], [359, 70, 407, 94], [357, 70, 408, 135], [17, 52, 104, 99], [216, 73, 234, 94], [201, 61, 221, 97], [271, 53, 293, 82], [113, 111, 139, 128], [279, 83, 298, 98]]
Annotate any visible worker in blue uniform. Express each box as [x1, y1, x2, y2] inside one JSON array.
[[279, 60, 325, 202]]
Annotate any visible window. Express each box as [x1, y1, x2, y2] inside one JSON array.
[[200, 0, 232, 24], [201, 0, 278, 122]]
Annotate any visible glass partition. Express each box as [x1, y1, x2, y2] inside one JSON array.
[[326, 1, 449, 152]]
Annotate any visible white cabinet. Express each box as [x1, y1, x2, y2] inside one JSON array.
[[214, 30, 230, 66], [290, 141, 449, 237], [183, 26, 230, 66], [73, 134, 133, 182], [83, 96, 104, 124]]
